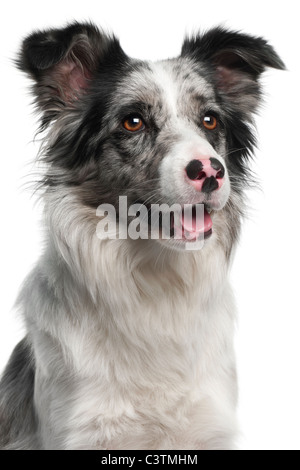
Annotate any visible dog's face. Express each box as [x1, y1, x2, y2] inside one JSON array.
[[19, 23, 284, 251]]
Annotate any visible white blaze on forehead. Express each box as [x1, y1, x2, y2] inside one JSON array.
[[150, 61, 180, 118], [150, 59, 215, 120]]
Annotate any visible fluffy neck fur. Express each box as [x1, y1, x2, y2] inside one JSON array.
[[16, 182, 238, 450], [45, 189, 231, 305]]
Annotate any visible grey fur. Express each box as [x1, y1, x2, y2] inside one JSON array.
[[0, 338, 38, 449], [0, 23, 284, 450]]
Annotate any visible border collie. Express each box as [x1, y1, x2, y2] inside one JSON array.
[[0, 23, 284, 450]]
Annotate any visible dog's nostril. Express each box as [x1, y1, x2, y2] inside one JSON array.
[[196, 171, 206, 180], [216, 169, 225, 179]]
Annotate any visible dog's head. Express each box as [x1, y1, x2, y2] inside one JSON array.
[[18, 23, 284, 252]]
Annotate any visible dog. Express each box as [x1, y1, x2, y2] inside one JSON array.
[[0, 22, 284, 450]]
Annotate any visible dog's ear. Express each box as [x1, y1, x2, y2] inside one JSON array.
[[181, 27, 285, 112], [18, 22, 126, 126]]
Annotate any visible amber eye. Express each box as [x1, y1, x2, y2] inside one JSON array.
[[122, 115, 145, 132], [203, 115, 218, 130]]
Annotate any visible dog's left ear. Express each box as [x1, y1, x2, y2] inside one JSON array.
[[181, 27, 285, 111]]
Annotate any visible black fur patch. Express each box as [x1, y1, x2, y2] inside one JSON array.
[[18, 22, 129, 129], [181, 27, 285, 76]]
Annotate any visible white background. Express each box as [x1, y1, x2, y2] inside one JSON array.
[[0, 0, 299, 451]]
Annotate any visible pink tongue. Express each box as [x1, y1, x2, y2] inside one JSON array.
[[180, 207, 212, 236]]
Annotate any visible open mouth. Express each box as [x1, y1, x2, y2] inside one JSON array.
[[141, 203, 214, 242], [174, 204, 213, 242]]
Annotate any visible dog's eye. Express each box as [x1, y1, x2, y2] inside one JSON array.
[[122, 115, 145, 133], [203, 115, 218, 130]]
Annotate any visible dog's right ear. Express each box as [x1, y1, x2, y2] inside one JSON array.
[[18, 22, 126, 127], [181, 27, 285, 114]]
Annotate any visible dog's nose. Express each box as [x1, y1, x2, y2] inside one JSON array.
[[185, 157, 225, 192]]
